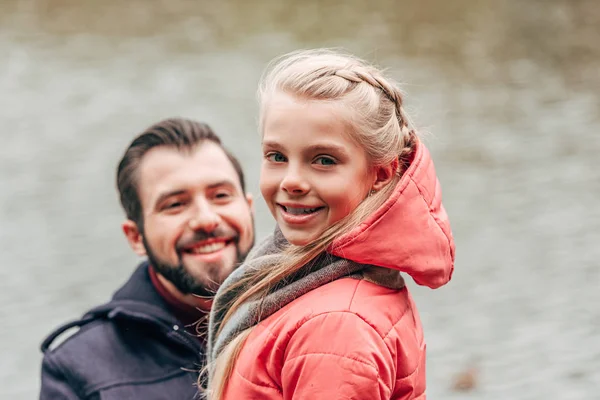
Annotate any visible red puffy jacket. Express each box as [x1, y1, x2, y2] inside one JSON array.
[[221, 142, 454, 399]]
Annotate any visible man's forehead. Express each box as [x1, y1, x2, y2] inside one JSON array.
[[137, 143, 240, 199]]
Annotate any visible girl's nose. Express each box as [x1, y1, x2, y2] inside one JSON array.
[[280, 168, 310, 195]]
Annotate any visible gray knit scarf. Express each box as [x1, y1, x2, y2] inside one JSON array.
[[206, 227, 405, 366]]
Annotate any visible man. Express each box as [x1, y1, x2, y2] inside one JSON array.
[[39, 118, 255, 399]]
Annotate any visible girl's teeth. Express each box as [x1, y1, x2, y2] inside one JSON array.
[[285, 207, 319, 215], [190, 242, 226, 254]]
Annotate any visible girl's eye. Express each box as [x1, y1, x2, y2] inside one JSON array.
[[266, 152, 287, 163], [314, 156, 336, 166]]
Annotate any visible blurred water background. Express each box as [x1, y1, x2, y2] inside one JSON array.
[[1, 0, 599, 398]]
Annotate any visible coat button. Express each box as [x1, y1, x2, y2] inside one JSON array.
[[173, 325, 180, 331]]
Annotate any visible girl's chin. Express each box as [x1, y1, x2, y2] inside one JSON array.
[[280, 226, 324, 246]]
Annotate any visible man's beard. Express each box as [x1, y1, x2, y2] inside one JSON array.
[[142, 227, 253, 297]]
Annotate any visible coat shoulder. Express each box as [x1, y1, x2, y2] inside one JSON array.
[[267, 277, 415, 340]]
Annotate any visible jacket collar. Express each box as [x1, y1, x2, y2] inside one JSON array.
[[41, 262, 200, 353], [84, 261, 179, 325]]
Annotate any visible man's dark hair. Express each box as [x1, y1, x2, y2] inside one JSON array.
[[117, 117, 245, 227]]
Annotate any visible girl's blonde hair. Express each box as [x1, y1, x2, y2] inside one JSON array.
[[204, 49, 418, 399]]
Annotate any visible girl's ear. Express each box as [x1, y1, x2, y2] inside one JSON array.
[[372, 158, 399, 191]]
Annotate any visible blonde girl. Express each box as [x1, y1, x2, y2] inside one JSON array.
[[204, 49, 455, 400]]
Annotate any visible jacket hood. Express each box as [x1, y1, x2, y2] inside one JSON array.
[[328, 141, 455, 289]]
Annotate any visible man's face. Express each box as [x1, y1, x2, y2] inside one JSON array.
[[126, 142, 254, 297]]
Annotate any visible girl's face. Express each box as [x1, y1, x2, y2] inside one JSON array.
[[260, 92, 375, 246]]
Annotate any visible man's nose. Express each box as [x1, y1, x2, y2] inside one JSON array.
[[188, 200, 220, 232]]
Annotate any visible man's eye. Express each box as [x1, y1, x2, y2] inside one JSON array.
[[165, 202, 183, 209], [266, 152, 287, 163], [314, 156, 336, 166], [215, 192, 231, 199]]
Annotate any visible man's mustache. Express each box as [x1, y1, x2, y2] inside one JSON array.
[[176, 227, 239, 250]]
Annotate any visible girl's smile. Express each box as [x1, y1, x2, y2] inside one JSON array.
[[276, 202, 326, 225]]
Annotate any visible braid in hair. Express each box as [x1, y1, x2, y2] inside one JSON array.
[[332, 67, 418, 174]]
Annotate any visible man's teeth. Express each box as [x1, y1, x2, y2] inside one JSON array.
[[284, 206, 320, 215], [189, 242, 226, 254]]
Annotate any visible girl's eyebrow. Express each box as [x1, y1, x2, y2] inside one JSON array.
[[262, 140, 349, 157], [261, 140, 284, 151], [304, 144, 348, 157]]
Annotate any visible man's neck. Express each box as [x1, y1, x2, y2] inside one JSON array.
[[147, 265, 212, 336], [155, 273, 212, 311]]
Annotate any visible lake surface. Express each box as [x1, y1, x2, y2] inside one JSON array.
[[1, 0, 598, 398]]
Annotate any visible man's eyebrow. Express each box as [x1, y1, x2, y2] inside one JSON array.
[[154, 189, 186, 207], [153, 181, 239, 207], [206, 180, 237, 190]]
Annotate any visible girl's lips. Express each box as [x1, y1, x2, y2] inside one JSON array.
[[277, 204, 325, 225], [277, 202, 324, 210]]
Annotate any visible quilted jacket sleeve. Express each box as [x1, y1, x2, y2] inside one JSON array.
[[281, 311, 395, 400]]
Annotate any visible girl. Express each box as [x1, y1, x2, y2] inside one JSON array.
[[204, 49, 455, 399]]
